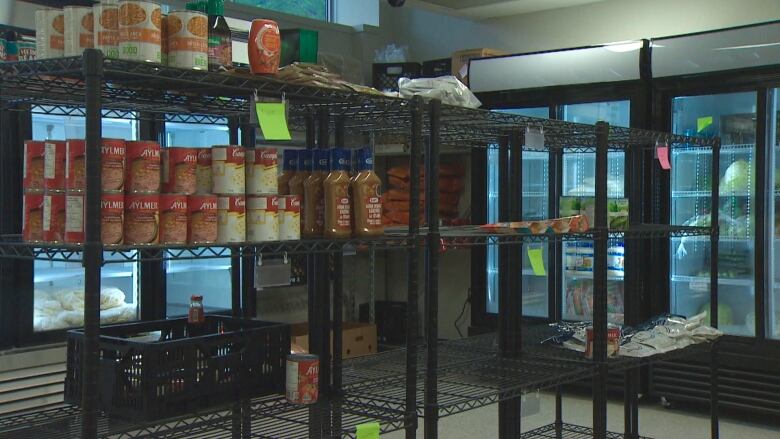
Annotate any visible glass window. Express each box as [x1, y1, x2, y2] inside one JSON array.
[[771, 89, 780, 340], [232, 0, 328, 21]]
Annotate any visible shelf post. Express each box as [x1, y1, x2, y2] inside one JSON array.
[[592, 121, 609, 439], [710, 137, 721, 439], [317, 107, 332, 438], [238, 116, 254, 438], [332, 116, 346, 436]]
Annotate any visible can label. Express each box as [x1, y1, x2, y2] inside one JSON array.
[[217, 195, 246, 243], [124, 194, 159, 244], [42, 193, 66, 242], [159, 194, 188, 244], [35, 9, 65, 59], [212, 146, 245, 195], [118, 0, 162, 63], [94, 3, 119, 59], [23, 193, 45, 242], [102, 138, 126, 191], [102, 192, 124, 245], [365, 195, 382, 226], [23, 140, 45, 192], [64, 192, 85, 243], [286, 354, 318, 405], [196, 148, 212, 194], [43, 141, 66, 191], [188, 195, 217, 244], [161, 148, 198, 194], [167, 11, 208, 70], [18, 38, 36, 61], [279, 195, 301, 240], [64, 6, 94, 57], [246, 148, 278, 195], [247, 195, 278, 242], [126, 140, 160, 193]]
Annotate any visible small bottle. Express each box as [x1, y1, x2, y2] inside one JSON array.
[[207, 0, 232, 71], [303, 149, 328, 237], [187, 294, 205, 336], [277, 149, 298, 195], [351, 148, 384, 237], [324, 148, 352, 239]]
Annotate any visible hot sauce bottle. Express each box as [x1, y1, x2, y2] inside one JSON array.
[[303, 149, 328, 237], [187, 294, 205, 337], [324, 148, 352, 239], [351, 148, 384, 237], [277, 149, 298, 195]]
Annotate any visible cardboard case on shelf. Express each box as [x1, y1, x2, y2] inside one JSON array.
[[451, 48, 506, 86], [290, 322, 377, 359]]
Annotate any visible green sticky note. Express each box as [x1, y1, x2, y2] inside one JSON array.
[[697, 116, 713, 133], [356, 422, 380, 439], [255, 102, 292, 141], [527, 247, 546, 276]]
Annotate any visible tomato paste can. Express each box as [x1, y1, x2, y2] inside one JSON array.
[[246, 195, 278, 242], [118, 0, 162, 63], [65, 139, 85, 191], [246, 147, 278, 195], [64, 191, 85, 244], [23, 193, 45, 243], [159, 194, 188, 244], [195, 148, 212, 194], [278, 195, 301, 240], [23, 140, 46, 192], [286, 353, 318, 405], [101, 138, 127, 192], [125, 140, 160, 193], [42, 193, 66, 243], [166, 10, 208, 70], [63, 6, 94, 57], [211, 145, 245, 195], [124, 193, 159, 244], [43, 140, 66, 192], [101, 191, 124, 245], [217, 195, 245, 243], [188, 194, 217, 244], [248, 19, 280, 75], [94, 1, 120, 59], [161, 147, 198, 194], [585, 326, 621, 359], [35, 8, 65, 59]]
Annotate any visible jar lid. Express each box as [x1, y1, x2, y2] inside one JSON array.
[[354, 147, 373, 171], [313, 149, 329, 171], [282, 149, 298, 171], [298, 149, 312, 171], [191, 294, 203, 301], [329, 148, 351, 171]]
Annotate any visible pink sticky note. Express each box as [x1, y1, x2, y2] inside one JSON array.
[[657, 146, 671, 170]]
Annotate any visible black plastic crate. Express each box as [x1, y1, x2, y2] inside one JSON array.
[[64, 316, 289, 421], [422, 58, 452, 77], [359, 301, 406, 345], [372, 62, 421, 92]]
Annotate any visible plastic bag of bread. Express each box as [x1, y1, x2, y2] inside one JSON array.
[[100, 287, 126, 310]]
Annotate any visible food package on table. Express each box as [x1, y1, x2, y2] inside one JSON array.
[[398, 76, 482, 109]]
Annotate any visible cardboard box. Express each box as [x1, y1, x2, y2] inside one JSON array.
[[290, 322, 377, 359], [451, 48, 506, 86]]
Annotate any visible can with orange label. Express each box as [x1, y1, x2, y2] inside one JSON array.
[[248, 19, 280, 75], [161, 147, 198, 194], [159, 194, 188, 244], [166, 10, 208, 70], [23, 193, 45, 243], [188, 195, 217, 244], [43, 140, 66, 192], [125, 140, 160, 193], [101, 192, 125, 245], [42, 193, 66, 243], [35, 8, 64, 59], [246, 147, 278, 195], [196, 148, 212, 194], [94, 1, 119, 59], [118, 0, 162, 63], [64, 191, 85, 244], [63, 6, 94, 57], [286, 354, 318, 405], [23, 140, 45, 192], [124, 193, 160, 244], [65, 138, 126, 191]]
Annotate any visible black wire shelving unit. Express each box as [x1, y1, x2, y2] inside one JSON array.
[[0, 51, 723, 439]]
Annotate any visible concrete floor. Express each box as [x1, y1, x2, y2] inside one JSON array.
[[384, 392, 780, 438]]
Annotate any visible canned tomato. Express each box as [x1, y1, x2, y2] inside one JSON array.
[[166, 10, 208, 70], [124, 193, 159, 245], [64, 191, 85, 244], [279, 195, 301, 240], [161, 147, 197, 194], [118, 0, 162, 64], [42, 193, 66, 243], [65, 138, 126, 191], [246, 195, 278, 242], [63, 6, 94, 57], [94, 1, 119, 59], [126, 140, 160, 193], [217, 195, 245, 243], [159, 194, 188, 244], [101, 192, 124, 245], [286, 354, 318, 405], [212, 146, 245, 194], [188, 195, 217, 244], [35, 8, 64, 59], [196, 148, 212, 194], [23, 140, 45, 192], [23, 193, 45, 243], [43, 140, 66, 191], [246, 147, 278, 195]]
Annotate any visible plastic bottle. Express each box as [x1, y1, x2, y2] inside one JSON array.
[[277, 149, 298, 195], [351, 148, 384, 237], [324, 148, 352, 239], [207, 0, 232, 71], [303, 149, 328, 237], [289, 150, 311, 197]]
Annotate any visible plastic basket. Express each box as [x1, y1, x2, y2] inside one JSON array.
[[372, 62, 421, 92], [422, 58, 452, 78]]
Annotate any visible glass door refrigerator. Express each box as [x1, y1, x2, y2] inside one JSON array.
[[772, 90, 780, 341]]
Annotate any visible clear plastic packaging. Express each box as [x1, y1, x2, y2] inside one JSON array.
[[398, 75, 482, 108]]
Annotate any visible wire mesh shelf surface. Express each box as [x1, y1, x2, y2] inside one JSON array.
[[520, 423, 652, 439]]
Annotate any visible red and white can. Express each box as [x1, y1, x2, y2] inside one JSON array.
[[279, 195, 301, 240], [217, 195, 246, 243], [246, 195, 278, 242], [64, 191, 85, 244], [286, 353, 318, 405], [211, 145, 245, 194], [101, 192, 124, 245], [161, 147, 198, 194], [23, 193, 45, 242], [188, 194, 217, 244], [65, 138, 126, 191], [42, 193, 66, 243], [23, 140, 46, 192], [159, 194, 188, 244], [246, 147, 278, 195], [124, 193, 159, 245], [65, 139, 85, 191], [43, 140, 66, 192], [125, 140, 160, 193], [195, 148, 212, 194]]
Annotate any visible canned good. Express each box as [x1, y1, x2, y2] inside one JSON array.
[[585, 326, 621, 359], [101, 192, 124, 245], [125, 140, 160, 193], [246, 147, 278, 195], [279, 195, 301, 240], [65, 138, 126, 191], [124, 193, 159, 244], [43, 140, 66, 191], [42, 193, 66, 243], [64, 191, 85, 244], [94, 1, 120, 59], [18, 36, 36, 61], [188, 195, 217, 244], [166, 10, 207, 70], [23, 140, 45, 192], [217, 195, 245, 243], [35, 8, 65, 59], [160, 14, 168, 64], [159, 194, 188, 244], [246, 195, 278, 242], [286, 354, 318, 405], [0, 37, 6, 61], [63, 6, 94, 57], [118, 0, 162, 63], [195, 148, 212, 194], [161, 147, 197, 194], [23, 193, 45, 243], [211, 146, 245, 195]]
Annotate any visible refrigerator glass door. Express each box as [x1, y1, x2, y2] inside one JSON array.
[[670, 91, 756, 336], [772, 89, 780, 340], [561, 101, 629, 323], [31, 109, 140, 332]]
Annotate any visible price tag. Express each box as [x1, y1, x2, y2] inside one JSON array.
[[656, 145, 671, 170], [256, 102, 292, 141], [356, 422, 380, 439], [527, 246, 546, 276], [524, 126, 545, 151], [697, 116, 713, 133], [255, 255, 292, 288]]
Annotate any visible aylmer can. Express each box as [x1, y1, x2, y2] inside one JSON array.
[[246, 195, 278, 242], [211, 145, 245, 195], [65, 138, 126, 191], [94, 1, 120, 59], [23, 140, 45, 192], [286, 353, 319, 405], [188, 194, 217, 244], [42, 193, 66, 243], [161, 147, 197, 194], [43, 140, 66, 192], [118, 0, 162, 63], [125, 140, 160, 193], [23, 193, 45, 243], [196, 148, 212, 194], [166, 10, 208, 70], [124, 193, 160, 245], [246, 147, 278, 195], [101, 192, 124, 245], [35, 8, 64, 59], [217, 195, 246, 243], [64, 191, 85, 244], [278, 195, 301, 240], [159, 194, 188, 244]]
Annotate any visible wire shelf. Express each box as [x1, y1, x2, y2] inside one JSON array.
[[520, 423, 652, 439]]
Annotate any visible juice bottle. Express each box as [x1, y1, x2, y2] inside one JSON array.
[[303, 149, 328, 237], [277, 149, 298, 195], [351, 148, 384, 237], [324, 148, 352, 239]]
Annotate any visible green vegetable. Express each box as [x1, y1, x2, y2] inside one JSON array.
[[720, 159, 751, 194]]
